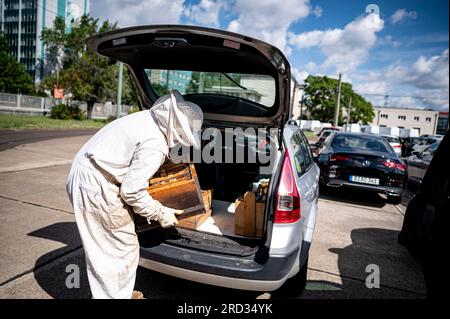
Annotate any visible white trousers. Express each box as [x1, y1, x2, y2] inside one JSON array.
[[67, 156, 139, 299]]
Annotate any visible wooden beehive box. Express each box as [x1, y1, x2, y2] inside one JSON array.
[[134, 161, 206, 232]]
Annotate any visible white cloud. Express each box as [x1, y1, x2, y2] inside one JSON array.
[[289, 13, 384, 74], [292, 67, 309, 82], [390, 9, 418, 24], [355, 81, 387, 95], [353, 50, 449, 109], [312, 6, 323, 17], [92, 0, 184, 27], [227, 0, 312, 55], [184, 0, 222, 27], [386, 49, 449, 90], [378, 35, 401, 48]]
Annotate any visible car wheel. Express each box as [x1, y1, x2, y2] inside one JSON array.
[[387, 195, 402, 205], [280, 257, 308, 296], [319, 179, 329, 195]]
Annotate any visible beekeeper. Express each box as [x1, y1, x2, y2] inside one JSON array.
[[66, 90, 203, 299]]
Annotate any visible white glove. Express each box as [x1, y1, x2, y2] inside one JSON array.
[[157, 207, 184, 228]]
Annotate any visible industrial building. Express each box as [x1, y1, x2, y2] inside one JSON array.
[[370, 106, 441, 135]]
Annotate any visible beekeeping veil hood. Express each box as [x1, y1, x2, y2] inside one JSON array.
[[150, 90, 203, 149]]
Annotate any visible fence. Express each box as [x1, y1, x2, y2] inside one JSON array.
[[0, 92, 134, 119]]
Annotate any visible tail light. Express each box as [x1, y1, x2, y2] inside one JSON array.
[[393, 145, 401, 149], [274, 152, 301, 223], [383, 160, 407, 171], [331, 154, 350, 161]]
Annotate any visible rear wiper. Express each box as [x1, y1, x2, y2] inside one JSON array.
[[221, 73, 247, 90]]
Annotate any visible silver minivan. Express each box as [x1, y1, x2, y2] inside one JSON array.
[[87, 25, 319, 294]]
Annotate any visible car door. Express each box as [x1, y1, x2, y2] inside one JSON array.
[[417, 144, 438, 181], [407, 153, 421, 182]]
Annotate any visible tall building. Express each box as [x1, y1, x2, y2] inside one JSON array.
[[0, 0, 90, 82], [147, 69, 193, 94]]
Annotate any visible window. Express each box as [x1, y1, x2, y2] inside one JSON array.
[[146, 69, 276, 107], [398, 115, 406, 120], [414, 116, 420, 121], [426, 117, 432, 122], [380, 114, 388, 119], [291, 133, 307, 176], [299, 131, 314, 168], [422, 143, 439, 158], [332, 135, 391, 153]]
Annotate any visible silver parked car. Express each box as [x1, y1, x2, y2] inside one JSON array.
[[87, 25, 320, 294]]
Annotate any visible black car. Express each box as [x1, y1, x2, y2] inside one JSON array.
[[406, 142, 440, 187], [317, 132, 407, 204], [399, 130, 449, 299]]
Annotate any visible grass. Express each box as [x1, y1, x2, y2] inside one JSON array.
[[0, 114, 107, 130], [302, 130, 317, 139]]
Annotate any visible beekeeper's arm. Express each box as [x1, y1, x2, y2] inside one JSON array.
[[120, 141, 181, 228]]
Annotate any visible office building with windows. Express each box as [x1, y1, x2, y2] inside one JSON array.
[[0, 0, 90, 81]]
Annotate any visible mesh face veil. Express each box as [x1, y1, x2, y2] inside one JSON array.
[[151, 90, 203, 149]]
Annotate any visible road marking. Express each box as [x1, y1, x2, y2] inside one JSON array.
[[0, 161, 73, 174], [0, 195, 73, 215]]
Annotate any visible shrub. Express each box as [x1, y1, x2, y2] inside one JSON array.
[[50, 104, 85, 120], [127, 106, 140, 114]]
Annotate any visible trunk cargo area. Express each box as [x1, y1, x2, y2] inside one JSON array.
[[138, 161, 272, 256]]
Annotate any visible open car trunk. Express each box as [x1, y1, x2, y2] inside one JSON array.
[[138, 127, 279, 256], [139, 162, 272, 256]]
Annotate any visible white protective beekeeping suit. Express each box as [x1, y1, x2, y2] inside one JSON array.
[[66, 90, 203, 299]]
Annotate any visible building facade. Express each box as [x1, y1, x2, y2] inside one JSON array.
[[0, 0, 89, 82], [371, 107, 440, 135]]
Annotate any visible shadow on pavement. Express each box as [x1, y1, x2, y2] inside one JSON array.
[[27, 223, 425, 299], [28, 222, 91, 299], [28, 221, 263, 299], [319, 187, 387, 209], [300, 228, 426, 299]]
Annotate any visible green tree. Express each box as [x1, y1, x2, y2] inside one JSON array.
[[0, 32, 34, 94], [303, 75, 374, 125], [40, 16, 119, 118]]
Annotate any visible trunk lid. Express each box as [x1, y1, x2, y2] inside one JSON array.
[[86, 25, 291, 128]]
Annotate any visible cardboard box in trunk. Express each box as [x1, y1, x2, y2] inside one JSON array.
[[134, 161, 207, 232]]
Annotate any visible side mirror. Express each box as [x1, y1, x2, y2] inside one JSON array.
[[411, 150, 420, 156]]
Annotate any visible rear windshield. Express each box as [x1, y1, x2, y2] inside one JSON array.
[[382, 136, 399, 143], [332, 135, 392, 153], [145, 69, 276, 108]]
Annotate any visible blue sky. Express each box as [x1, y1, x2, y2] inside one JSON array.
[[91, 0, 449, 110]]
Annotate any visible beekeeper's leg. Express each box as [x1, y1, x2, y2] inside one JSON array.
[[67, 161, 139, 299]]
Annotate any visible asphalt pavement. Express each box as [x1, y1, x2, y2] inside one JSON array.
[[0, 129, 426, 299]]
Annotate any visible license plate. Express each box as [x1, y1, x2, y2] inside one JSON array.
[[349, 176, 379, 185]]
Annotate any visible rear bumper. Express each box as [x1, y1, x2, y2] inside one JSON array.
[[324, 178, 403, 196], [139, 242, 299, 291]]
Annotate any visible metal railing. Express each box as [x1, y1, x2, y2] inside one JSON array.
[[0, 92, 134, 119]]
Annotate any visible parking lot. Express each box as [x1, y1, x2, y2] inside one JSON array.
[[0, 130, 426, 299]]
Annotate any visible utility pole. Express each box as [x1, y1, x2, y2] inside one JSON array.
[[333, 73, 342, 127], [116, 62, 123, 119], [199, 72, 205, 93], [299, 94, 304, 125], [346, 97, 352, 131]]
